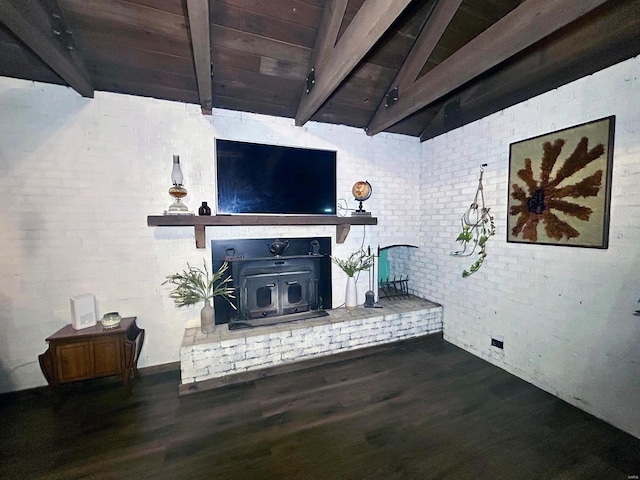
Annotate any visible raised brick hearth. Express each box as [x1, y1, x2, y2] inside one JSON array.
[[179, 297, 443, 394]]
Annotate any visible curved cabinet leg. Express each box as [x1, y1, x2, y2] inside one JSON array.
[[127, 320, 145, 379], [133, 329, 145, 379], [122, 340, 135, 396], [123, 320, 145, 394], [38, 348, 56, 387]]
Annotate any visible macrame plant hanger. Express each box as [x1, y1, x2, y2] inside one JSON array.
[[450, 164, 495, 277]]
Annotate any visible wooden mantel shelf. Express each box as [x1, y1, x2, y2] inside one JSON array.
[[147, 215, 378, 248]]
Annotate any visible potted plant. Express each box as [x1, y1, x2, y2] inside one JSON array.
[[163, 260, 236, 333], [332, 249, 373, 310], [452, 206, 495, 277]]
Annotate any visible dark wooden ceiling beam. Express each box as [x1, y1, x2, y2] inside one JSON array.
[[0, 0, 93, 97], [366, 0, 611, 136], [309, 0, 348, 71], [391, 0, 462, 95], [419, 0, 640, 142], [186, 0, 212, 114], [295, 0, 413, 127]]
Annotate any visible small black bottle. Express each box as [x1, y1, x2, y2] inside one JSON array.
[[198, 201, 211, 216]]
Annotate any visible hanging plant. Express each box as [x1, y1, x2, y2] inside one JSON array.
[[453, 207, 495, 277], [451, 166, 496, 277]]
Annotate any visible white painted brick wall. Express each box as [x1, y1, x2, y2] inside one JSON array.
[[409, 56, 640, 439], [0, 77, 422, 394]]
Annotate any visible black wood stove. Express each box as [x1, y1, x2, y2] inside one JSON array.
[[211, 237, 332, 328]]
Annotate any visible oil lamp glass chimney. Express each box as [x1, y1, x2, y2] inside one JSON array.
[[171, 154, 183, 185], [167, 154, 189, 214]]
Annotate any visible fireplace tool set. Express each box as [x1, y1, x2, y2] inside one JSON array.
[[364, 246, 381, 308], [363, 245, 412, 306]]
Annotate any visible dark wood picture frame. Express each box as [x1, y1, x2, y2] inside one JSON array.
[[507, 116, 615, 248]]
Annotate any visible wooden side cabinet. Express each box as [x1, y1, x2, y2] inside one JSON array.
[[39, 317, 145, 395]]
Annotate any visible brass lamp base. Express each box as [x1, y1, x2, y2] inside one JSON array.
[[164, 184, 193, 215]]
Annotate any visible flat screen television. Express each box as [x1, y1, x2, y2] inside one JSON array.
[[216, 139, 337, 215]]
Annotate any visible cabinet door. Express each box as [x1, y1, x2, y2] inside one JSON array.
[[57, 342, 92, 383], [93, 338, 122, 377]]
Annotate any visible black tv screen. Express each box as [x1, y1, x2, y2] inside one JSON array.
[[216, 139, 337, 215]]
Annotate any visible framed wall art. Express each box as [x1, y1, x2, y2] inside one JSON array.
[[507, 116, 615, 248]]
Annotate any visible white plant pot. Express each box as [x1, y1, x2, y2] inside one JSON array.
[[345, 276, 357, 310]]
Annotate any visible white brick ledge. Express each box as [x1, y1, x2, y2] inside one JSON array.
[[179, 297, 442, 393]]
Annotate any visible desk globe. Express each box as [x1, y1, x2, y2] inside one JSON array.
[[352, 181, 372, 216]]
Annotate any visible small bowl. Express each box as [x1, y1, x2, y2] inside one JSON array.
[[101, 312, 122, 329]]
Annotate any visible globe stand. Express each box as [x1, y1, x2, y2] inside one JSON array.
[[351, 200, 372, 216]]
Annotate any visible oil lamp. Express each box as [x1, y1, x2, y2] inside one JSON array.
[[166, 154, 191, 214]]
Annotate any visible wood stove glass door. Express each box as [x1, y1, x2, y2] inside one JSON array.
[[279, 271, 312, 315], [244, 273, 280, 319]]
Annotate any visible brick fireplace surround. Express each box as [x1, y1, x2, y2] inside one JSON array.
[[179, 296, 442, 394]]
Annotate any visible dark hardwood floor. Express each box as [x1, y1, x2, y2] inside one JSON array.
[[1, 334, 639, 479]]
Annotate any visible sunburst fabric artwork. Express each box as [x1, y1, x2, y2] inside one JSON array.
[[507, 116, 615, 248]]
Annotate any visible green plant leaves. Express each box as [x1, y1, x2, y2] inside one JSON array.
[[331, 249, 373, 277], [456, 228, 473, 242], [163, 260, 236, 309]]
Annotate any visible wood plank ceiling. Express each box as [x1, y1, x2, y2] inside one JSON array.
[[1, 0, 639, 141]]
